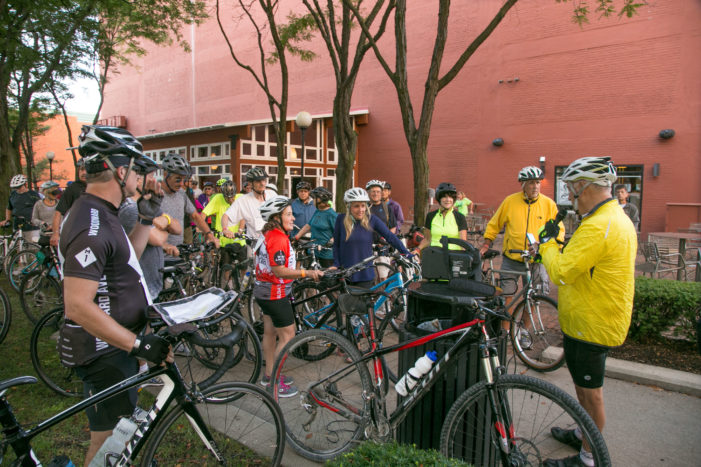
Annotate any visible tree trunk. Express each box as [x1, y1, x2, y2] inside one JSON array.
[[332, 83, 358, 212]]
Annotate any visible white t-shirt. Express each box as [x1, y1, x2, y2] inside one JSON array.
[[224, 189, 277, 239]]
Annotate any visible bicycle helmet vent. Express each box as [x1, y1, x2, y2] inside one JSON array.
[[343, 187, 370, 203], [561, 156, 617, 186], [259, 196, 291, 222]]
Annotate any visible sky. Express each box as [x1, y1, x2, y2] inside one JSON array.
[[65, 76, 101, 116]]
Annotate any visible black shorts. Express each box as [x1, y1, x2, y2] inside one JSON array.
[[255, 297, 295, 328], [221, 243, 247, 264], [563, 334, 609, 389], [74, 350, 139, 431]]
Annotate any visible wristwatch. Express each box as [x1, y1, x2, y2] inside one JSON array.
[[129, 337, 142, 355]]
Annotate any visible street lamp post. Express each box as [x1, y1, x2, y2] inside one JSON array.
[[46, 151, 55, 181], [295, 111, 312, 183]]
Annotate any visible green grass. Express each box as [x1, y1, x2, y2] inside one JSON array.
[[0, 278, 91, 464]]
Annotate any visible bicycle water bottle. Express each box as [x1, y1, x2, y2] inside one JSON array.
[[88, 417, 138, 467], [241, 271, 251, 289], [395, 351, 438, 396]]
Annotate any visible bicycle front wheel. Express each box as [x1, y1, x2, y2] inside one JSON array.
[[20, 269, 62, 324], [6, 246, 41, 292], [511, 295, 565, 372], [271, 329, 372, 462], [440, 374, 610, 466], [140, 382, 285, 466], [30, 308, 83, 397], [0, 288, 11, 345]]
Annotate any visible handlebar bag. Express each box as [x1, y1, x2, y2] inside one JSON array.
[[421, 236, 481, 281]]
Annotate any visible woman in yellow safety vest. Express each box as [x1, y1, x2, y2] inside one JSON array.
[[413, 182, 468, 255]]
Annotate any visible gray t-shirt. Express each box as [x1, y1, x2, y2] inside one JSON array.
[[118, 198, 164, 300], [160, 189, 195, 247], [31, 200, 57, 228]]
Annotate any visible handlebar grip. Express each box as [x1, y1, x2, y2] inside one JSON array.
[[508, 249, 526, 255]]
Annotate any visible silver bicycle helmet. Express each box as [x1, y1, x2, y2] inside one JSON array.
[[10, 174, 27, 188], [161, 153, 191, 176], [517, 166, 544, 182], [343, 187, 370, 203], [365, 179, 384, 191], [561, 156, 617, 187], [259, 196, 291, 222], [40, 181, 60, 191]]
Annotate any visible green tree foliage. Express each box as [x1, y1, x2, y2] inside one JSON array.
[[0, 0, 207, 212]]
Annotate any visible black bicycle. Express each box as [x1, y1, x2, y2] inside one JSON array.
[[2, 340, 284, 465]]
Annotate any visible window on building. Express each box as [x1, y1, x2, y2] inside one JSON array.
[[190, 142, 230, 161]]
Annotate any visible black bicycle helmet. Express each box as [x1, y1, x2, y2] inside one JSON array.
[[310, 186, 332, 203], [435, 182, 457, 201], [78, 125, 144, 174], [220, 181, 236, 198], [161, 153, 191, 176], [132, 155, 160, 175], [246, 167, 268, 181], [296, 180, 312, 191]]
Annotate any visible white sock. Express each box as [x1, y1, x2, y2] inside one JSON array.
[[139, 363, 148, 374], [580, 449, 594, 467], [574, 426, 583, 440]]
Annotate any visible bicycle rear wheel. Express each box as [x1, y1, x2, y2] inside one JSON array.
[[141, 382, 285, 466], [176, 312, 262, 388], [291, 281, 339, 361], [19, 269, 62, 324], [0, 288, 10, 345], [30, 308, 83, 397], [270, 329, 372, 462], [440, 374, 610, 466], [511, 295, 565, 372]]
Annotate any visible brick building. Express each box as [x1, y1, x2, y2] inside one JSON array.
[[98, 1, 701, 237]]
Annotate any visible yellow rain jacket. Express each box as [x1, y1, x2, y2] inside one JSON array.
[[484, 192, 564, 262], [540, 199, 637, 347]]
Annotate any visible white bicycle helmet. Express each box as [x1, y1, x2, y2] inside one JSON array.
[[517, 166, 544, 182], [344, 187, 370, 203], [365, 179, 384, 191], [10, 174, 27, 188], [259, 196, 291, 222], [561, 156, 617, 187]]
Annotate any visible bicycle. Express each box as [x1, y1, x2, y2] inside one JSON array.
[[2, 329, 284, 465], [270, 286, 610, 465], [18, 236, 63, 324], [3, 219, 41, 292], [481, 248, 565, 371], [30, 288, 262, 398], [0, 287, 11, 345]]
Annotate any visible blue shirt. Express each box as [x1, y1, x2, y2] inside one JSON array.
[[308, 208, 338, 259], [291, 198, 316, 237], [333, 214, 409, 283]]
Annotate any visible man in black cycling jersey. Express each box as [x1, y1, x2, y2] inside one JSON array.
[[58, 125, 172, 465]]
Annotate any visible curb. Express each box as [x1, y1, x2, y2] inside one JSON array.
[[604, 357, 701, 398]]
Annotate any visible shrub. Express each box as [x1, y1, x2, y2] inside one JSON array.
[[628, 277, 701, 343], [325, 441, 471, 466]]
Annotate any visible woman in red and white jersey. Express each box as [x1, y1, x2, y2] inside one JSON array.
[[254, 195, 323, 397]]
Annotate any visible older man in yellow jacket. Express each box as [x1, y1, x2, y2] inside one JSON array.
[[537, 156, 637, 467]]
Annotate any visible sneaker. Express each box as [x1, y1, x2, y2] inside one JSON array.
[[551, 427, 583, 451], [543, 454, 586, 466], [173, 342, 191, 356], [516, 328, 533, 350], [260, 374, 294, 387], [276, 381, 298, 398]]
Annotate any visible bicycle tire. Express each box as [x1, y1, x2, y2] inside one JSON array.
[[140, 381, 285, 466], [245, 290, 265, 336], [19, 269, 62, 324], [177, 312, 262, 387], [270, 329, 372, 462], [440, 374, 610, 466], [30, 308, 83, 397], [6, 246, 41, 292], [0, 287, 11, 345], [510, 295, 565, 372], [3, 242, 39, 273]]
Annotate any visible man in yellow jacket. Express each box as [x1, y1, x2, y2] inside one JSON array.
[[537, 156, 637, 467]]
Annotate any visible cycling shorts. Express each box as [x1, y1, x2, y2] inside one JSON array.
[[563, 334, 609, 389], [499, 256, 527, 294], [255, 297, 295, 328], [221, 243, 247, 265], [74, 350, 138, 431]]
